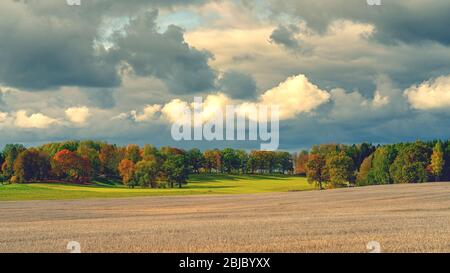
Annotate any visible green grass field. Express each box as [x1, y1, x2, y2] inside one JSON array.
[[0, 174, 313, 201]]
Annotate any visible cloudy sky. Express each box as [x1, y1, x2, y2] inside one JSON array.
[[1, 0, 450, 151]]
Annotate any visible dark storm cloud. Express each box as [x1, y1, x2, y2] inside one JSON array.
[[218, 70, 257, 99], [0, 0, 213, 94], [25, 0, 207, 19], [0, 1, 120, 90], [269, 24, 301, 50], [111, 10, 217, 94], [0, 90, 5, 108], [267, 0, 450, 45]]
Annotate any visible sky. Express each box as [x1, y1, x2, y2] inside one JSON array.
[[1, 0, 450, 151]]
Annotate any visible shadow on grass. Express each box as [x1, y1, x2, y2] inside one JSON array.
[[186, 185, 237, 189], [189, 174, 240, 182], [189, 174, 293, 182]]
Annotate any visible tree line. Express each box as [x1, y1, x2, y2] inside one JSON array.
[[0, 141, 293, 188], [293, 141, 447, 189], [0, 140, 447, 190]]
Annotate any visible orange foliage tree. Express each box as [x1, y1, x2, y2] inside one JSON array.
[[99, 144, 121, 177], [52, 149, 93, 183], [117, 159, 136, 187], [295, 151, 309, 175]]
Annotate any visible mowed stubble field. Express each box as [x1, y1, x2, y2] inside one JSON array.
[[0, 183, 449, 253]]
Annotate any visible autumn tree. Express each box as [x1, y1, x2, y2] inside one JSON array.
[[356, 154, 373, 186], [204, 149, 221, 173], [77, 141, 101, 175], [13, 149, 51, 183], [354, 143, 376, 170], [249, 151, 267, 173], [160, 146, 185, 157], [125, 144, 142, 163], [306, 154, 326, 190], [52, 149, 93, 183], [203, 150, 215, 173], [0, 152, 4, 184], [118, 159, 136, 187], [310, 144, 341, 156], [99, 144, 121, 177], [429, 142, 445, 182], [295, 151, 309, 176]]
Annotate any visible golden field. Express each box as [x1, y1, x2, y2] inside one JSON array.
[[0, 182, 449, 253]]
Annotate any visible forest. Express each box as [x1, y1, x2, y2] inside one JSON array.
[[0, 140, 447, 190]]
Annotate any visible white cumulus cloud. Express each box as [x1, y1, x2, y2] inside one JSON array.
[[131, 104, 161, 122], [260, 74, 331, 119], [15, 110, 60, 129], [161, 99, 191, 124], [65, 106, 91, 124], [0, 112, 8, 123], [126, 74, 332, 125], [405, 74, 450, 110]]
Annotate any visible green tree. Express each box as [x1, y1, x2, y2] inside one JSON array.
[[186, 148, 205, 173], [1, 144, 26, 178], [265, 152, 277, 174], [276, 151, 293, 174], [367, 146, 396, 184], [344, 143, 375, 171], [248, 151, 277, 174], [134, 159, 160, 188], [325, 152, 356, 188], [59, 140, 80, 152], [163, 154, 189, 188], [429, 142, 445, 182], [235, 150, 249, 174], [390, 161, 428, 184], [0, 153, 4, 171], [389, 142, 430, 184], [222, 148, 239, 173], [142, 144, 159, 159], [249, 151, 264, 174]]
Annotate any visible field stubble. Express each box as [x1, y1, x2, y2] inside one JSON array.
[[0, 183, 449, 252]]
